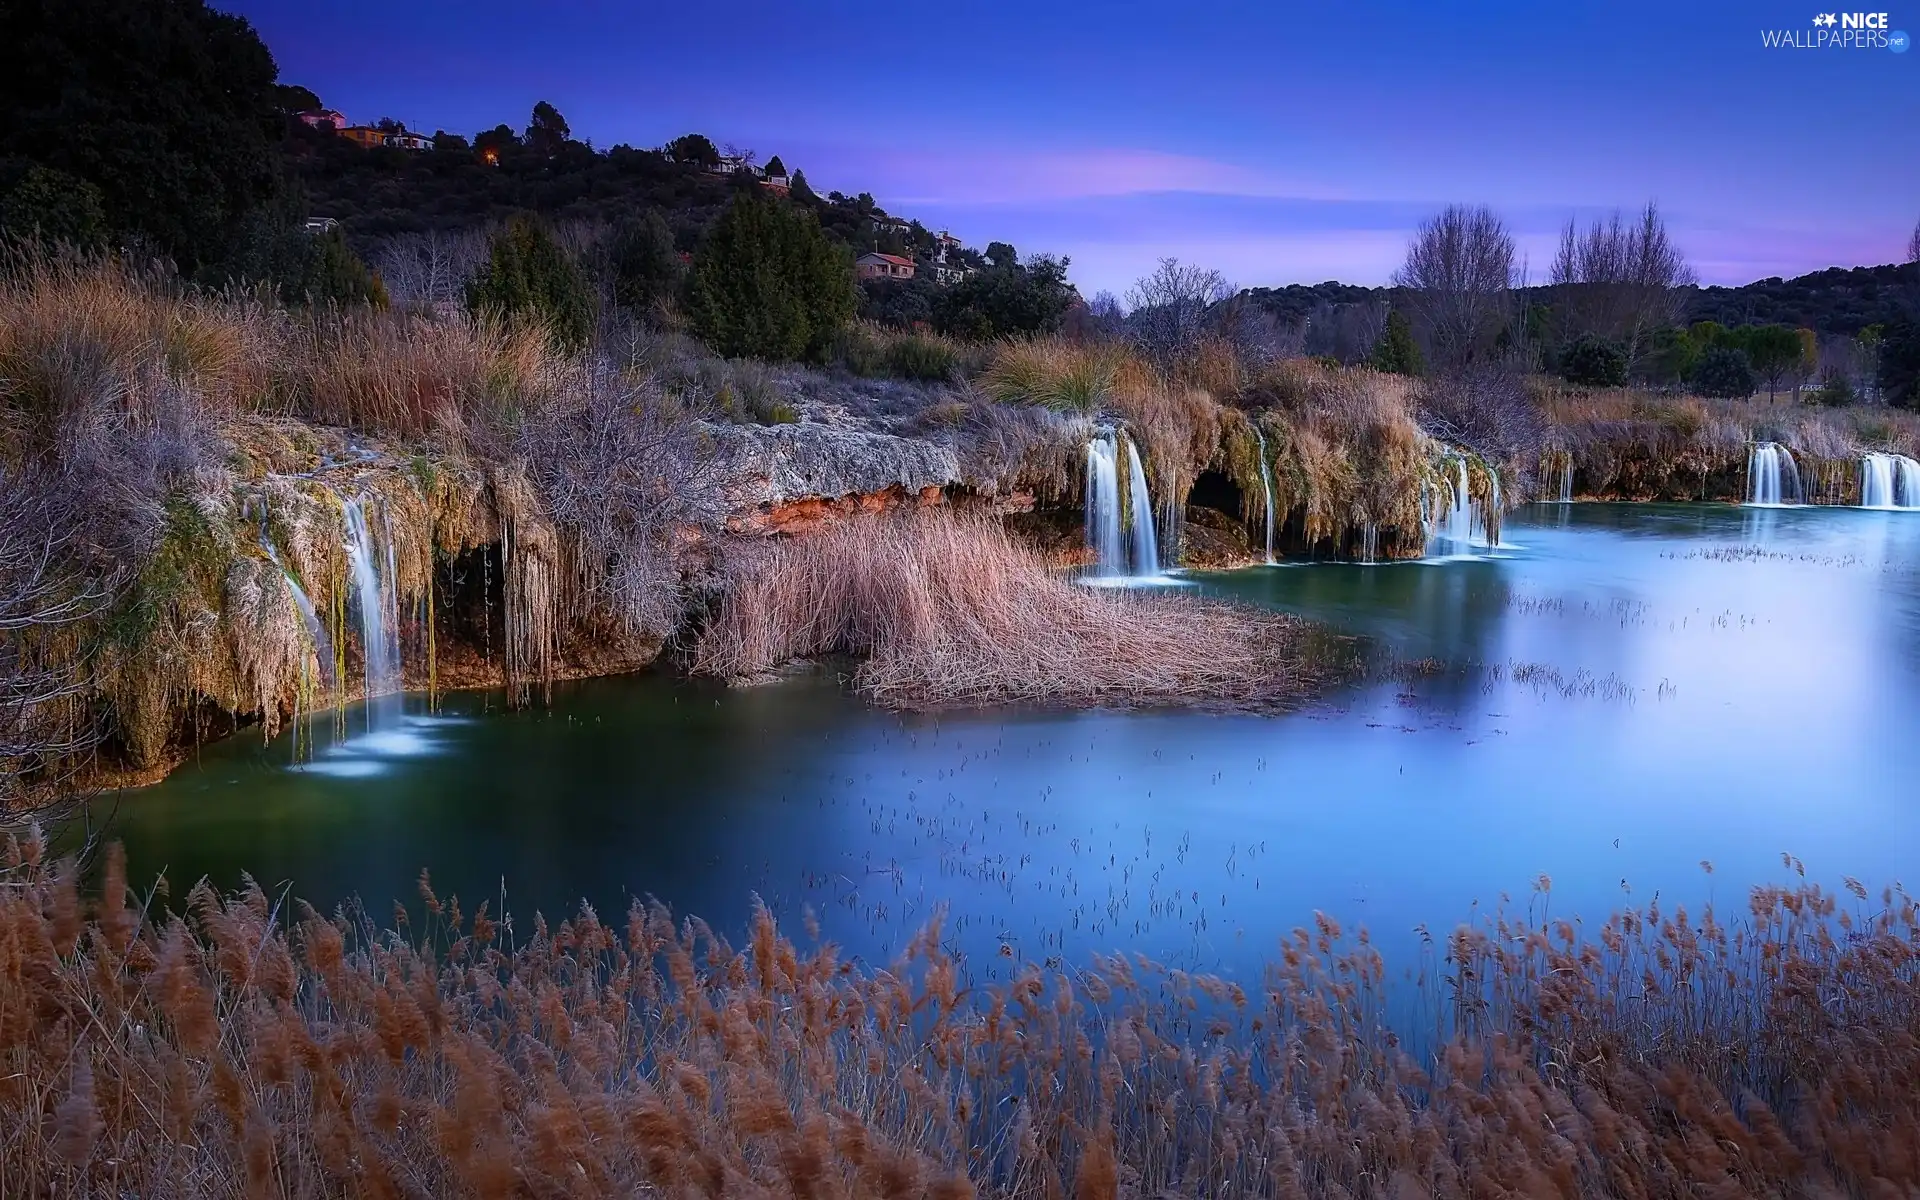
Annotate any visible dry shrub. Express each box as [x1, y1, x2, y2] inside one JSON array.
[[1535, 378, 1920, 502], [282, 307, 561, 449], [984, 338, 1128, 414], [694, 509, 1325, 709], [0, 253, 274, 450], [2, 826, 1916, 1199]]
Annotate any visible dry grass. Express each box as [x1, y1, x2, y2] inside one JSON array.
[[693, 509, 1326, 710], [983, 339, 1129, 414], [1534, 380, 1920, 502], [2, 829, 1916, 1198]]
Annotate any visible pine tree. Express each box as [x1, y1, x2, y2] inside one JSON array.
[[465, 216, 596, 350], [684, 192, 854, 360], [1370, 310, 1424, 375]]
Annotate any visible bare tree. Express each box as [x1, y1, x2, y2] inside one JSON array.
[[1550, 201, 1696, 363], [1414, 366, 1547, 464], [1909, 215, 1920, 265], [517, 365, 725, 639], [372, 229, 490, 310], [1302, 299, 1389, 364], [1394, 205, 1514, 371], [1124, 258, 1234, 369]]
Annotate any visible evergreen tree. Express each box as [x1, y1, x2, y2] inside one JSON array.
[[0, 0, 283, 269], [684, 191, 854, 360], [526, 101, 570, 157], [1879, 315, 1920, 409], [1690, 347, 1756, 399], [1369, 310, 1424, 375], [1557, 334, 1628, 386], [607, 210, 682, 311], [931, 255, 1075, 340], [305, 228, 387, 308], [764, 155, 787, 178], [466, 216, 596, 350], [0, 163, 108, 248]]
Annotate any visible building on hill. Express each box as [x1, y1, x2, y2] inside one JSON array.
[[338, 126, 386, 150], [856, 252, 916, 282], [298, 109, 347, 131], [935, 230, 962, 257], [761, 173, 791, 194], [933, 262, 973, 286], [384, 131, 431, 151]]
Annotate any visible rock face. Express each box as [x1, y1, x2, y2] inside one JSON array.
[[713, 420, 962, 535]]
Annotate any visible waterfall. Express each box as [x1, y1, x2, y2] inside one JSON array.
[[1084, 436, 1125, 577], [342, 496, 402, 732], [1084, 432, 1165, 579], [1747, 442, 1803, 506], [1432, 458, 1476, 552], [261, 535, 334, 691], [1860, 452, 1920, 510], [1123, 437, 1161, 575], [1557, 455, 1573, 504], [1252, 425, 1277, 563], [1359, 523, 1379, 565]]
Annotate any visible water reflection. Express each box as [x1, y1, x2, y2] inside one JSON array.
[[91, 504, 1920, 986]]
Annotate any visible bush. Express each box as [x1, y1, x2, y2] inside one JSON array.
[[605, 210, 681, 312], [885, 332, 958, 381], [1690, 346, 1757, 399], [465, 215, 596, 351], [684, 191, 855, 361], [1558, 334, 1628, 386], [983, 339, 1122, 413], [1881, 316, 1920, 409], [0, 164, 108, 249]]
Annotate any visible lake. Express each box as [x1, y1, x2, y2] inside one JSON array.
[[91, 502, 1920, 984]]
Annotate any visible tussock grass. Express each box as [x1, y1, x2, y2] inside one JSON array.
[[3, 829, 1916, 1197], [694, 509, 1325, 709], [983, 338, 1128, 414]]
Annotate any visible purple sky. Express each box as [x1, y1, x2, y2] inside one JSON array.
[[233, 0, 1918, 295]]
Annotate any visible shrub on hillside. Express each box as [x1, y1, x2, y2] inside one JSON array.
[[1557, 334, 1628, 386], [465, 215, 596, 351], [1690, 346, 1757, 399], [605, 209, 681, 312], [1368, 309, 1423, 376], [684, 191, 855, 361]]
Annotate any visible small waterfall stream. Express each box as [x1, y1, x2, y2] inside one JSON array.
[[1746, 443, 1803, 507], [1123, 436, 1161, 575], [1557, 455, 1573, 504], [1085, 437, 1125, 578], [1424, 454, 1500, 557], [1860, 452, 1920, 510], [1252, 426, 1277, 563], [342, 496, 403, 734], [1084, 432, 1166, 580]]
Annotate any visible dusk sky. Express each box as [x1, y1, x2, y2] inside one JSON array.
[[232, 0, 1918, 296]]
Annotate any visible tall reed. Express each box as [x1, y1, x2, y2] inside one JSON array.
[[2, 830, 1914, 1198]]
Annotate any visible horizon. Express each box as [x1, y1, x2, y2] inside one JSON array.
[[228, 0, 1917, 297]]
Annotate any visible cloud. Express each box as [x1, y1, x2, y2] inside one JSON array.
[[837, 145, 1347, 207]]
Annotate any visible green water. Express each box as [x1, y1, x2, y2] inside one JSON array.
[[90, 503, 1920, 982]]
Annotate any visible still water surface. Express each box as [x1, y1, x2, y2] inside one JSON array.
[[100, 504, 1920, 981]]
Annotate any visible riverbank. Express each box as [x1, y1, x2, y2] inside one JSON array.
[[4, 259, 1919, 800], [4, 831, 1914, 1197]]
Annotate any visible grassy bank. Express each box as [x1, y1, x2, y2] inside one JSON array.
[[692, 509, 1331, 710], [2, 832, 1914, 1197]]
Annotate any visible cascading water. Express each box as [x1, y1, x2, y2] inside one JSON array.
[[1746, 442, 1803, 507], [1123, 437, 1161, 576], [259, 530, 334, 691], [1860, 452, 1920, 510], [1422, 454, 1500, 557], [1083, 432, 1166, 580], [1557, 455, 1573, 504], [1252, 426, 1277, 564], [1084, 436, 1125, 578], [342, 497, 402, 733]]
